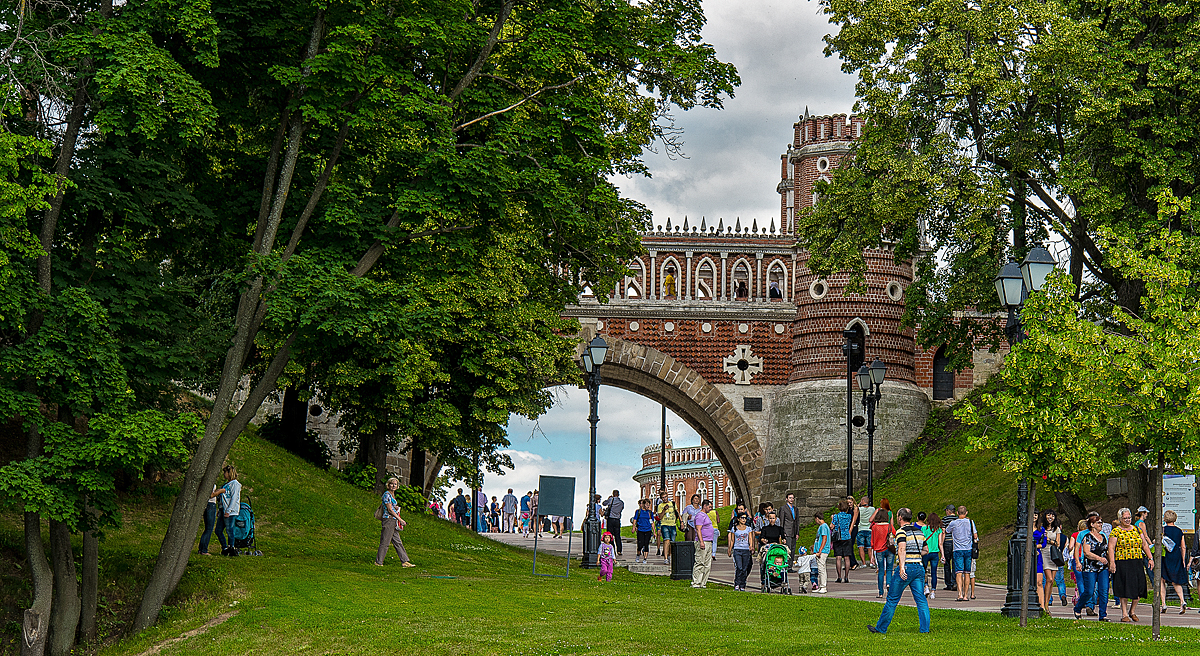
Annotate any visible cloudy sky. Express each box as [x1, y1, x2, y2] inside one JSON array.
[[446, 0, 859, 518]]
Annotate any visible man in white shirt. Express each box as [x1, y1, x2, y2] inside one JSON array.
[[946, 505, 978, 600]]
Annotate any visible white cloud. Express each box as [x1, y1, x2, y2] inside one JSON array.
[[612, 0, 858, 225]]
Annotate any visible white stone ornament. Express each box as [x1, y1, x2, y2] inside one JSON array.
[[702, 322, 712, 333], [738, 323, 749, 333], [629, 321, 639, 331], [664, 322, 675, 332], [774, 324, 785, 334], [723, 345, 764, 385]]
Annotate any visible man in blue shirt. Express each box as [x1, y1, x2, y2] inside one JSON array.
[[519, 491, 531, 536], [502, 489, 519, 533], [812, 512, 832, 593], [632, 499, 656, 564]]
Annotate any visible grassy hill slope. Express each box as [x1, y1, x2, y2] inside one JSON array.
[[0, 428, 1175, 655]]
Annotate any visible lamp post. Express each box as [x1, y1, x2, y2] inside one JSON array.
[[580, 335, 608, 569], [994, 246, 1056, 620], [842, 329, 864, 496], [856, 359, 886, 505]]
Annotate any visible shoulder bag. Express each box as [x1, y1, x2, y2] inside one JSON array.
[[970, 520, 979, 559], [374, 503, 385, 521]]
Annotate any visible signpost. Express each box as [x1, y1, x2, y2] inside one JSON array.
[[532, 475, 576, 578], [1163, 474, 1196, 532]]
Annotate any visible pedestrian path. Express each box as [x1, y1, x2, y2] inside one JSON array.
[[482, 531, 1200, 628]]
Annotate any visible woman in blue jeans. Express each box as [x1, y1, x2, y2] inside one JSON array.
[[198, 487, 218, 555], [869, 509, 895, 598], [869, 508, 931, 635], [727, 514, 755, 591], [921, 513, 943, 598], [1074, 515, 1110, 621]]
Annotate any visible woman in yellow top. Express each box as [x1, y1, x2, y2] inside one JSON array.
[[1107, 507, 1152, 623]]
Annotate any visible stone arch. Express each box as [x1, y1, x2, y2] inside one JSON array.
[[844, 317, 870, 335], [578, 335, 764, 507]]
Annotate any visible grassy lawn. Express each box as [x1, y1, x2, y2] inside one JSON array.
[[1, 435, 1189, 655]]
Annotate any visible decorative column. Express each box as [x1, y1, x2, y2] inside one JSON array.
[[720, 251, 729, 300], [755, 252, 764, 301], [684, 251, 693, 301], [649, 250, 657, 300]]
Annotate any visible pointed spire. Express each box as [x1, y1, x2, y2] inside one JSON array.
[[665, 217, 672, 231], [770, 219, 776, 234], [752, 218, 759, 233], [717, 217, 724, 233], [803, 106, 810, 121], [682, 216, 689, 231], [700, 216, 707, 231], [735, 217, 741, 233]]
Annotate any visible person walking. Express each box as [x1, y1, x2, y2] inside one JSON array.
[[847, 495, 861, 570], [781, 493, 800, 571], [375, 477, 415, 567], [1109, 507, 1153, 622], [656, 491, 679, 565], [602, 490, 625, 557], [921, 513, 943, 599], [868, 508, 931, 635], [519, 491, 531, 536], [502, 489, 518, 533], [632, 499, 655, 564], [1159, 510, 1189, 614], [1074, 514, 1109, 621], [597, 532, 617, 582], [870, 508, 895, 598], [946, 505, 977, 601], [857, 496, 876, 569], [692, 500, 716, 588], [812, 512, 832, 593], [451, 489, 469, 528], [530, 489, 540, 537], [1068, 519, 1087, 612], [940, 504, 957, 593], [728, 513, 755, 591], [1033, 509, 1063, 614], [831, 500, 854, 583]]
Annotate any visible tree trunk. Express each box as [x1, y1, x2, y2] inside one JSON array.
[[79, 505, 98, 644], [408, 448, 426, 490], [1020, 478, 1037, 627], [1053, 491, 1088, 529], [21, 511, 51, 656], [1127, 464, 1150, 512], [1153, 452, 1163, 640], [47, 521, 79, 656], [358, 425, 389, 493]]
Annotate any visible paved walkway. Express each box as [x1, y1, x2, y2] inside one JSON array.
[[482, 531, 1200, 628]]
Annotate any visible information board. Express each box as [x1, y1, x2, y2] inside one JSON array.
[[1163, 474, 1196, 532], [537, 475, 576, 518]]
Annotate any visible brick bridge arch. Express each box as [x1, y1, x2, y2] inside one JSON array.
[[578, 334, 763, 507]]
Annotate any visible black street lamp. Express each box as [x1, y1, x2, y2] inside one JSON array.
[[856, 359, 886, 505], [580, 335, 608, 569], [842, 329, 864, 496], [995, 245, 1056, 620]]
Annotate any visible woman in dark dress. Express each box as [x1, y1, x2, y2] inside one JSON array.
[[1159, 510, 1189, 613]]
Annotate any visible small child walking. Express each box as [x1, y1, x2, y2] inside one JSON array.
[[598, 531, 617, 582]]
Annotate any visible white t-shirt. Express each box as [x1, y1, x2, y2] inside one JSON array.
[[947, 517, 976, 551], [858, 506, 876, 531]]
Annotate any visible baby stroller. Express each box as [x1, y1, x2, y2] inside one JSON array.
[[760, 543, 793, 594], [229, 499, 261, 556]]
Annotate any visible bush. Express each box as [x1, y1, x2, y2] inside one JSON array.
[[340, 462, 376, 490], [395, 485, 429, 514]]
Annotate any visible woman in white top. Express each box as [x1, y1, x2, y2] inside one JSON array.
[[199, 485, 218, 555], [212, 465, 242, 556]]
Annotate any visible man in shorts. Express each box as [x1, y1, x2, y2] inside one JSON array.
[[856, 496, 875, 569], [947, 505, 978, 600], [656, 491, 679, 565]]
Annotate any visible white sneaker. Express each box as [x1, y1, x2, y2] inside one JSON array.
[[816, 587, 828, 594], [930, 590, 936, 599]]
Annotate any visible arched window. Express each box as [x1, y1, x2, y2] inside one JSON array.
[[766, 260, 788, 301], [732, 259, 752, 300], [660, 257, 681, 299], [696, 258, 715, 299], [625, 259, 644, 299], [933, 346, 954, 400]]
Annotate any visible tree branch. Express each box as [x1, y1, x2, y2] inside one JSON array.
[[454, 76, 581, 132], [446, 0, 515, 101]]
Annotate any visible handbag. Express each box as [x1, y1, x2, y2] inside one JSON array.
[[1049, 543, 1066, 567], [374, 504, 385, 521], [970, 521, 979, 559]]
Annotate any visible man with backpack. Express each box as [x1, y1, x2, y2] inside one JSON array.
[[602, 490, 625, 557], [868, 508, 931, 634], [656, 490, 679, 565]]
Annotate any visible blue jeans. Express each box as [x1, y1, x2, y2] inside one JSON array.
[[856, 529, 872, 547], [215, 513, 232, 551], [953, 549, 972, 573], [661, 525, 676, 542], [1076, 569, 1109, 619], [923, 552, 940, 590], [875, 562, 931, 634], [875, 550, 895, 596], [1054, 566, 1066, 599], [733, 549, 752, 589], [199, 502, 217, 553]]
